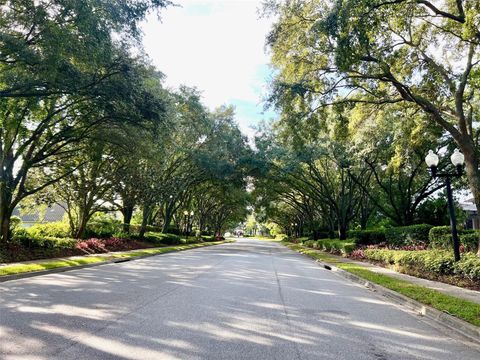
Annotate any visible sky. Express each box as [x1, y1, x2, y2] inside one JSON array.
[[141, 0, 277, 137]]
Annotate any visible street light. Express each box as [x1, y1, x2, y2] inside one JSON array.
[[425, 149, 465, 261], [189, 211, 194, 236], [183, 211, 189, 236]]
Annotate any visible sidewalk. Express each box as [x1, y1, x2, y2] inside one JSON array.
[[324, 253, 480, 305]]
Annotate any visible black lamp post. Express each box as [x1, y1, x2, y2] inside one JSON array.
[[425, 149, 465, 262], [189, 210, 194, 236], [183, 210, 189, 236]]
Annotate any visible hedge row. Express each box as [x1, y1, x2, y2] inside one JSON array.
[[363, 248, 480, 281], [15, 235, 77, 250], [385, 224, 433, 246], [301, 239, 355, 255], [348, 230, 386, 245], [348, 225, 433, 247], [428, 226, 478, 252], [14, 231, 200, 250], [349, 225, 479, 253], [19, 221, 178, 240]]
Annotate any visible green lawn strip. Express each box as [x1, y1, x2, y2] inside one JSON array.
[[283, 242, 480, 327], [0, 240, 233, 277]]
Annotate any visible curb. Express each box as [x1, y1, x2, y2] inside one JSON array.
[[319, 260, 480, 345], [287, 247, 480, 347], [0, 242, 231, 283]]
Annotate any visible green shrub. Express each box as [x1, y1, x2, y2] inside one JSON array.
[[275, 234, 290, 242], [459, 233, 479, 252], [363, 248, 480, 281], [349, 229, 386, 245], [129, 224, 164, 234], [85, 219, 121, 239], [301, 239, 316, 248], [385, 224, 433, 247], [454, 253, 480, 281], [201, 235, 215, 242], [183, 237, 200, 244], [315, 239, 356, 255], [28, 222, 71, 238], [429, 226, 478, 252], [429, 226, 452, 243], [15, 234, 77, 250], [10, 216, 22, 231], [142, 232, 182, 245]]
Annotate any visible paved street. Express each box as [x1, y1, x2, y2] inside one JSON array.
[[1, 239, 479, 360]]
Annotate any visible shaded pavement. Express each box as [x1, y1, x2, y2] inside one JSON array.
[[1, 238, 478, 359]]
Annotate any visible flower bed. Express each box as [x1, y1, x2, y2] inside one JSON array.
[[1, 237, 155, 263]]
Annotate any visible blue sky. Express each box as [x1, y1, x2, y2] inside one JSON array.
[[141, 0, 277, 137]]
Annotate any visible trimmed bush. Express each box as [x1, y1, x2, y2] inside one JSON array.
[[28, 222, 71, 238], [301, 238, 355, 255], [429, 226, 478, 252], [385, 224, 433, 247], [349, 229, 386, 245], [275, 234, 290, 242], [15, 234, 76, 250], [363, 248, 480, 281], [201, 235, 215, 242], [128, 224, 164, 234], [454, 253, 480, 281], [142, 232, 182, 245], [85, 219, 121, 239], [459, 233, 480, 253], [301, 239, 316, 248]]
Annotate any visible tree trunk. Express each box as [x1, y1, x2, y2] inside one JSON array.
[[122, 205, 134, 233], [139, 205, 151, 239], [75, 210, 89, 239], [338, 222, 347, 240], [0, 208, 12, 244], [162, 205, 173, 233], [0, 185, 13, 243], [461, 143, 480, 256]]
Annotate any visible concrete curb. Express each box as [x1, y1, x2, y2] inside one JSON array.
[[323, 261, 480, 345], [0, 241, 232, 283], [288, 248, 480, 346]]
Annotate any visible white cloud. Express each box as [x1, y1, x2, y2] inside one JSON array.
[[141, 0, 274, 111]]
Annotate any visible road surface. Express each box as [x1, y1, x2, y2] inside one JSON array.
[[1, 238, 479, 359]]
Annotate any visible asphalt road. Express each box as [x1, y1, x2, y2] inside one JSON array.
[[1, 238, 479, 360]]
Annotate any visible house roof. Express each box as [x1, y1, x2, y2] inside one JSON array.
[[12, 203, 66, 223], [460, 202, 477, 212]]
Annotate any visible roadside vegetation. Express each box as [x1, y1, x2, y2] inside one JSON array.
[[0, 240, 231, 277], [244, 1, 480, 297], [0, 1, 252, 263], [281, 224, 480, 290], [284, 242, 480, 327]]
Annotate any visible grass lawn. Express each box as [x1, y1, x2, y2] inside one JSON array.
[[283, 242, 480, 327], [0, 240, 233, 277]]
